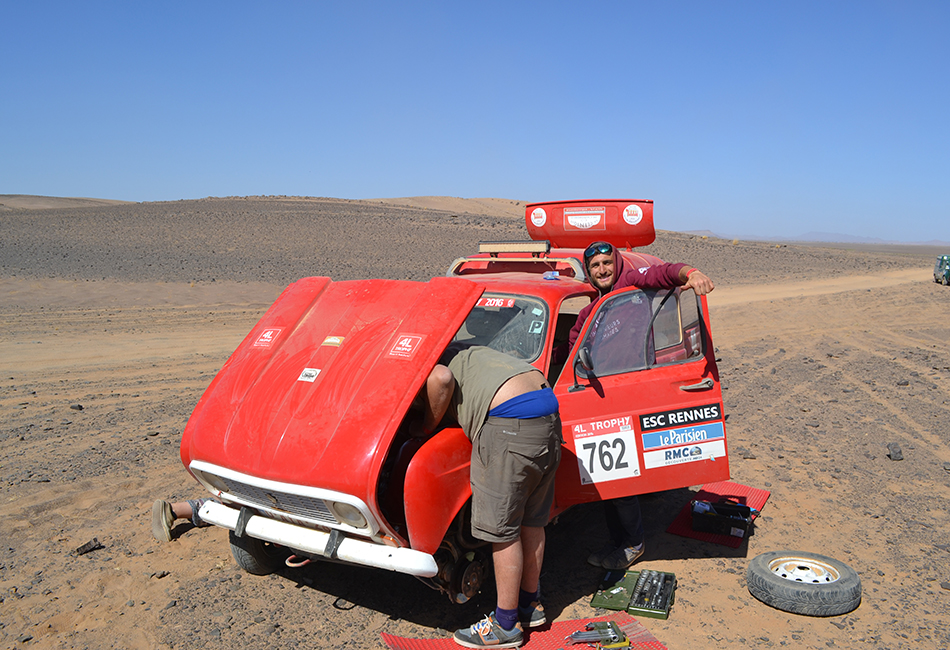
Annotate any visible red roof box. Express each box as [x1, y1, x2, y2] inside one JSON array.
[[525, 199, 656, 249]]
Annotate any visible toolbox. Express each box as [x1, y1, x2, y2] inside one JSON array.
[[590, 569, 676, 620], [690, 499, 755, 538]]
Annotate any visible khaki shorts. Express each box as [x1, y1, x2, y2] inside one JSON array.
[[469, 413, 562, 543]]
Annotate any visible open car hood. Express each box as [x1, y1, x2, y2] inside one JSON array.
[[181, 276, 483, 499]]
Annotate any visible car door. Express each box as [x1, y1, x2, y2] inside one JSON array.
[[551, 285, 729, 508]]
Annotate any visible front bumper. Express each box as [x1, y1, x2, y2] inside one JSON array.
[[200, 500, 438, 578]]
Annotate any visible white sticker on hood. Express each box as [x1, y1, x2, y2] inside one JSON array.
[[297, 368, 321, 382], [623, 204, 643, 225], [253, 328, 282, 347], [530, 207, 547, 227]]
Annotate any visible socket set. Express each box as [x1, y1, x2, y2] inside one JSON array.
[[590, 569, 676, 620]]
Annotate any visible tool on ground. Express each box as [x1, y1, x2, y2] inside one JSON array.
[[566, 621, 630, 647]]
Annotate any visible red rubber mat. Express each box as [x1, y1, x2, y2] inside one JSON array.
[[665, 480, 771, 548], [381, 611, 668, 650]]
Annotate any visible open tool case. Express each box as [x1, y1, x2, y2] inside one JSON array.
[[591, 569, 676, 620], [690, 499, 755, 538]]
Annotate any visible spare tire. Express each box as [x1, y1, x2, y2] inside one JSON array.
[[747, 551, 861, 616]]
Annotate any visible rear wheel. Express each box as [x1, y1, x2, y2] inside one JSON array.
[[747, 551, 861, 616], [229, 531, 288, 575]]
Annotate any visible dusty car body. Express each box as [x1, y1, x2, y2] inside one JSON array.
[[180, 199, 730, 602], [934, 255, 950, 285]]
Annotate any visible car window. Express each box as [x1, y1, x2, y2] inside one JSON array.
[[453, 294, 549, 361], [576, 288, 703, 377]]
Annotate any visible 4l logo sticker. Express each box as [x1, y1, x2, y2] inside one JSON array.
[[388, 334, 424, 359], [253, 328, 282, 347]]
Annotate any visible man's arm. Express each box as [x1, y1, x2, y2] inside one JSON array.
[[678, 267, 715, 295], [419, 364, 455, 436]]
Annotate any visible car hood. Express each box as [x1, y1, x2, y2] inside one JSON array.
[[181, 276, 483, 499]]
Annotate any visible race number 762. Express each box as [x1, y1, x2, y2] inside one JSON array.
[[576, 430, 641, 485]]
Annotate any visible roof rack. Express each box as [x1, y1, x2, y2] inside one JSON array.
[[477, 240, 551, 255]]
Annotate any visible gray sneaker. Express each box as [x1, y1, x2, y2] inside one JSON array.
[[587, 543, 617, 567], [453, 612, 523, 648], [518, 601, 546, 628], [601, 543, 645, 570], [151, 499, 174, 542]]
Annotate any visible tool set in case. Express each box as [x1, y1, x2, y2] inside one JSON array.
[[590, 569, 677, 620]]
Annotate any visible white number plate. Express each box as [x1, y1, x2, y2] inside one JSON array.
[[575, 430, 641, 485]]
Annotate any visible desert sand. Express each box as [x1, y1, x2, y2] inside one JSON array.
[[1, 196, 948, 649]]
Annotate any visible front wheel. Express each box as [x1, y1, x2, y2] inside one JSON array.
[[747, 550, 861, 616], [229, 531, 288, 575]]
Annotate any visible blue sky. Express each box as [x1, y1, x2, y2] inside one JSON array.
[[2, 2, 947, 242]]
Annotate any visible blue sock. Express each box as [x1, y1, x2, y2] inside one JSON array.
[[518, 588, 540, 609], [495, 607, 519, 631]]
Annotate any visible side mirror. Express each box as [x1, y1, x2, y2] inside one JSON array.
[[569, 346, 594, 393]]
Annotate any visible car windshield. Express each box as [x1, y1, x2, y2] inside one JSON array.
[[452, 294, 549, 361]]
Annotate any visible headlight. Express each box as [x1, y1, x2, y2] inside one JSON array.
[[195, 470, 230, 494], [330, 502, 367, 528]]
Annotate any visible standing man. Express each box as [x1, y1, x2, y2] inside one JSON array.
[[568, 241, 714, 571], [422, 344, 561, 649]]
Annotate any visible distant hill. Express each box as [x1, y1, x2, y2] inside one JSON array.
[[0, 195, 133, 210], [686, 229, 950, 247]]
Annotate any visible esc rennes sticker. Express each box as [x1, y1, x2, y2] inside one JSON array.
[[388, 334, 424, 359], [253, 328, 282, 347]]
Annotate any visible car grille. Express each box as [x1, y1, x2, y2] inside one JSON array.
[[216, 474, 337, 526]]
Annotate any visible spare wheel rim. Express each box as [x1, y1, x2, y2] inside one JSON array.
[[768, 555, 841, 584]]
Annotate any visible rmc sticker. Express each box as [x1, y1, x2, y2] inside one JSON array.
[[571, 416, 641, 485], [388, 334, 424, 359], [253, 328, 282, 347]]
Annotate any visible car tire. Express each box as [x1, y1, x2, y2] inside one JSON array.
[[229, 531, 287, 575], [747, 551, 861, 616]]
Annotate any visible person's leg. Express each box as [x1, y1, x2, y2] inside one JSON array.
[[152, 498, 212, 542], [589, 496, 644, 567], [492, 537, 523, 611], [600, 496, 645, 570], [519, 525, 544, 594]]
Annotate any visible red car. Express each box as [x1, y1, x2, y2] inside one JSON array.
[[180, 199, 730, 603]]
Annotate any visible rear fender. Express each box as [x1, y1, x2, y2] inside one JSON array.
[[403, 427, 472, 554]]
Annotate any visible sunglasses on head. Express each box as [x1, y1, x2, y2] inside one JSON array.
[[584, 242, 613, 260]]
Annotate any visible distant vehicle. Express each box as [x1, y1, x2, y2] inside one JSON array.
[[934, 255, 950, 285], [179, 199, 731, 603]]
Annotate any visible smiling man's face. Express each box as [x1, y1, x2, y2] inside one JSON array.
[[587, 253, 616, 292]]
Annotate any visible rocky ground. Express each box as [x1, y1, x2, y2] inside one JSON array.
[[1, 196, 948, 649]]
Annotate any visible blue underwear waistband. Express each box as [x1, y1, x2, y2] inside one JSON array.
[[488, 387, 558, 419]]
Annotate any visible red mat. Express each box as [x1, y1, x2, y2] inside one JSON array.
[[381, 611, 667, 650], [665, 480, 771, 548]]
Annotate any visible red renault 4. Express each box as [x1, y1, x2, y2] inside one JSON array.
[[179, 199, 729, 603]]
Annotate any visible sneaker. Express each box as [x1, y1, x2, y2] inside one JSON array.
[[453, 612, 523, 648], [518, 601, 546, 628], [151, 499, 174, 542], [601, 543, 645, 570], [587, 543, 617, 567]]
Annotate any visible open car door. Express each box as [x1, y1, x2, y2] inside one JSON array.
[[552, 286, 729, 508]]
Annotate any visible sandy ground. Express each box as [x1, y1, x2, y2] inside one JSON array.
[[1, 197, 949, 649]]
